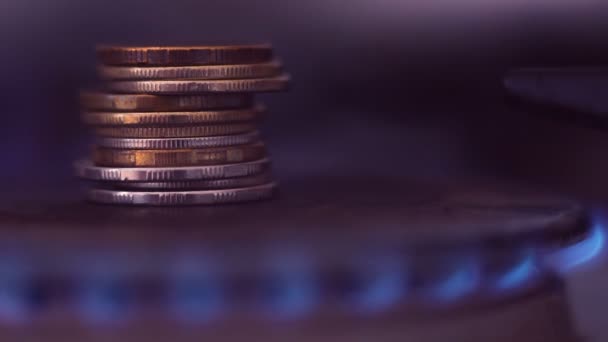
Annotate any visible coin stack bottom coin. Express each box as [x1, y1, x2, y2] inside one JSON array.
[[75, 44, 289, 206]]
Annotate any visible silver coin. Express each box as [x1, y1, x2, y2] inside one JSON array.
[[106, 75, 290, 94], [94, 123, 256, 138], [103, 172, 273, 190], [86, 182, 278, 206], [96, 131, 260, 149], [98, 61, 283, 80], [74, 158, 270, 182]]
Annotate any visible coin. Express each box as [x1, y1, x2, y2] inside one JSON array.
[[82, 106, 264, 126], [80, 92, 254, 111], [97, 131, 260, 149], [103, 172, 273, 190], [95, 123, 256, 138], [98, 61, 283, 80], [74, 158, 270, 182], [86, 182, 277, 206], [106, 75, 290, 94], [92, 143, 267, 167], [97, 44, 273, 66]]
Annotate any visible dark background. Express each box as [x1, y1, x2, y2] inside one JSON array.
[[2, 0, 608, 198]]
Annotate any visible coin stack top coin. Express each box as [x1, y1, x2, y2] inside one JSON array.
[[75, 44, 290, 206]]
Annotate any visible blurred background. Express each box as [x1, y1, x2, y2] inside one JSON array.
[[1, 0, 608, 339], [1, 0, 608, 193]]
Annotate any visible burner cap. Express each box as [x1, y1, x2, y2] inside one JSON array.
[[0, 179, 589, 252]]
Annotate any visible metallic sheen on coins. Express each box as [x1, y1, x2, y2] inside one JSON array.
[[80, 91, 254, 111], [82, 106, 264, 126], [102, 172, 273, 190], [98, 61, 282, 80], [86, 182, 277, 206], [97, 44, 273, 66], [106, 75, 290, 94], [77, 43, 289, 206], [94, 123, 257, 138], [92, 143, 267, 167], [74, 158, 270, 182], [96, 131, 260, 149]]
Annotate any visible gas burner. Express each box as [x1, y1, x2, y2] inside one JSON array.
[[0, 180, 601, 341]]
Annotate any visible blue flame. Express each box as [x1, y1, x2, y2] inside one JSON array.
[[546, 223, 605, 273], [168, 254, 224, 323], [77, 279, 130, 324], [0, 260, 30, 324], [430, 259, 480, 302], [74, 253, 135, 325], [169, 280, 223, 322], [263, 273, 318, 319], [493, 253, 537, 292], [260, 250, 319, 319], [354, 271, 405, 313], [0, 283, 28, 324], [351, 258, 405, 313]]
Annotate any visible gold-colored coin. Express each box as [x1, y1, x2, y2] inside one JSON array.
[[107, 75, 290, 94], [92, 142, 267, 167], [98, 61, 282, 80], [97, 44, 273, 66], [82, 106, 264, 126], [80, 92, 254, 111], [94, 123, 256, 138]]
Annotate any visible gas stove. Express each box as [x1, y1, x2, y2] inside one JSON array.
[[0, 179, 602, 341]]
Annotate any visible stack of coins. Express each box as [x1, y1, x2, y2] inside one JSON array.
[[75, 45, 289, 206]]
